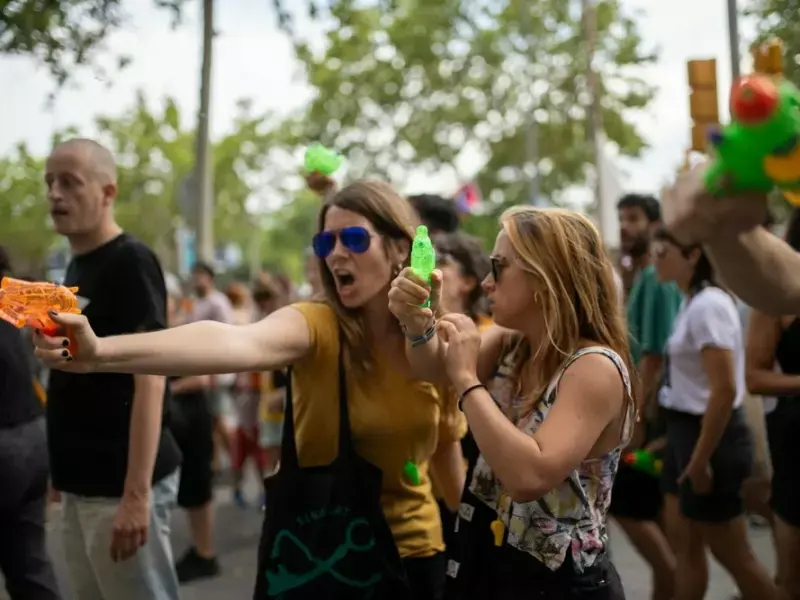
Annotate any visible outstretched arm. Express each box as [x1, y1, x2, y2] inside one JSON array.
[[706, 229, 800, 316], [38, 306, 312, 376]]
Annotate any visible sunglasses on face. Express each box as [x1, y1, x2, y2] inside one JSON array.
[[490, 255, 507, 282], [312, 226, 373, 258]]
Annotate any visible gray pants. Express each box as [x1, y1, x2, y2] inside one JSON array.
[[0, 417, 62, 600], [59, 470, 181, 600]]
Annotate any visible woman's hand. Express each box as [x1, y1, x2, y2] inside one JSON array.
[[678, 459, 713, 495], [32, 311, 102, 373], [662, 162, 768, 246], [388, 267, 442, 334], [436, 313, 481, 387]]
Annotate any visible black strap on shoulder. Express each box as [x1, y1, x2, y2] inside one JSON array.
[[279, 329, 351, 470]]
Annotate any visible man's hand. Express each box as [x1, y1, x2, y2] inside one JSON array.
[[110, 493, 150, 562], [662, 163, 768, 246]]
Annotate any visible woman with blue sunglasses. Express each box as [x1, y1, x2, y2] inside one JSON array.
[[33, 179, 467, 600]]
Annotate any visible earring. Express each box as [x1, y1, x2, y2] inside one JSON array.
[[393, 262, 403, 277]]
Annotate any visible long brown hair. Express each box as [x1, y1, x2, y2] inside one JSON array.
[[316, 180, 420, 370], [500, 206, 636, 414]]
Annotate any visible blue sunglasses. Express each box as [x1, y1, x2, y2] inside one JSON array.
[[312, 226, 373, 258]]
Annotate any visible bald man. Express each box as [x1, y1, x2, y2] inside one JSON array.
[[45, 139, 182, 600]]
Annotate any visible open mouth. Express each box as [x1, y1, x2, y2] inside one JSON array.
[[333, 269, 356, 291], [50, 207, 69, 218]]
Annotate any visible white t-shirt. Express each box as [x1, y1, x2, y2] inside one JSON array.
[[660, 287, 745, 415]]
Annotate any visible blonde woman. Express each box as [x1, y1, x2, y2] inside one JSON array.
[[390, 207, 633, 598], [33, 180, 466, 600]]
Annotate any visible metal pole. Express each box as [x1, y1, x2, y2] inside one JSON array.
[[195, 0, 215, 262], [726, 0, 741, 82], [727, 0, 741, 80], [520, 2, 541, 206]]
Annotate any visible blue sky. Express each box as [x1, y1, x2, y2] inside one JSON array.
[[0, 0, 753, 202]]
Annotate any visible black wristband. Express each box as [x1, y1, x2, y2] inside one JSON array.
[[458, 383, 487, 411]]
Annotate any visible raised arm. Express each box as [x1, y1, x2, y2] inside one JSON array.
[[389, 267, 506, 383], [34, 306, 312, 376], [661, 163, 800, 315], [706, 229, 800, 316]]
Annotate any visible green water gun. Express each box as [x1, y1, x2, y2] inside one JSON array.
[[623, 449, 663, 478], [704, 74, 800, 206], [410, 225, 436, 309], [304, 143, 342, 176]]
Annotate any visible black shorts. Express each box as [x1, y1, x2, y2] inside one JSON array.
[[609, 419, 664, 521], [766, 399, 800, 527], [661, 407, 752, 523], [609, 462, 663, 521], [170, 391, 214, 509]]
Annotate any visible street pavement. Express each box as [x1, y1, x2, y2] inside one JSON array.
[[2, 479, 776, 599]]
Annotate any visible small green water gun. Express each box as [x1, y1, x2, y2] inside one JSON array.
[[304, 143, 342, 176], [623, 449, 663, 478], [704, 73, 800, 206], [410, 225, 436, 309]]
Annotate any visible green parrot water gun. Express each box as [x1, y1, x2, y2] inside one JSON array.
[[410, 225, 436, 309], [703, 73, 800, 206], [623, 449, 663, 478], [304, 143, 342, 176]]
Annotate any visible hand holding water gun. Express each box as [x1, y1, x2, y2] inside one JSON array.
[[388, 225, 442, 334], [704, 74, 800, 206], [304, 144, 342, 176], [304, 144, 342, 198], [0, 277, 81, 334], [623, 449, 663, 478]]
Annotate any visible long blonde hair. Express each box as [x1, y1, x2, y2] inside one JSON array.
[[316, 180, 420, 370], [500, 206, 635, 414]]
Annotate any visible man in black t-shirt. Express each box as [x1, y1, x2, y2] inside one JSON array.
[[45, 139, 181, 600], [0, 248, 62, 600]]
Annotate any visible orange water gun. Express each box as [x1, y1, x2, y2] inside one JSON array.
[[0, 277, 81, 335]]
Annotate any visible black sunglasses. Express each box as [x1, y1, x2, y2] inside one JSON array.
[[490, 255, 507, 282], [312, 226, 373, 258]]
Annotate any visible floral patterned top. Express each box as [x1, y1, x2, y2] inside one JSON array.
[[466, 346, 635, 573]]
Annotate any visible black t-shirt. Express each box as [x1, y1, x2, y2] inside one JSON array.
[[0, 320, 43, 429], [47, 233, 182, 497]]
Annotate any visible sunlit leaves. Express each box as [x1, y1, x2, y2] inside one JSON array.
[[289, 0, 657, 212], [0, 92, 287, 272], [746, 0, 800, 85], [0, 1, 190, 87]]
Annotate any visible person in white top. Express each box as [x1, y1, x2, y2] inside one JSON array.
[[651, 227, 778, 600]]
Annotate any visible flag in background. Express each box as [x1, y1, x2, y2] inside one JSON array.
[[454, 182, 482, 213]]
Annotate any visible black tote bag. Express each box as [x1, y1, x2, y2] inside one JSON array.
[[254, 339, 410, 599]]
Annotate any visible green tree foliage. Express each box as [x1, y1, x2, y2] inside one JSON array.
[[746, 0, 800, 84], [288, 0, 656, 215], [0, 144, 58, 273], [259, 189, 322, 279], [0, 93, 286, 272], [0, 0, 186, 85]]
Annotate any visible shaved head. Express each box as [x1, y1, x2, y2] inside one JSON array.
[[52, 138, 117, 185], [45, 138, 120, 243]]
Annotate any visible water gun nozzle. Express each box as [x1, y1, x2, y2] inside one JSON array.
[[730, 75, 779, 124]]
